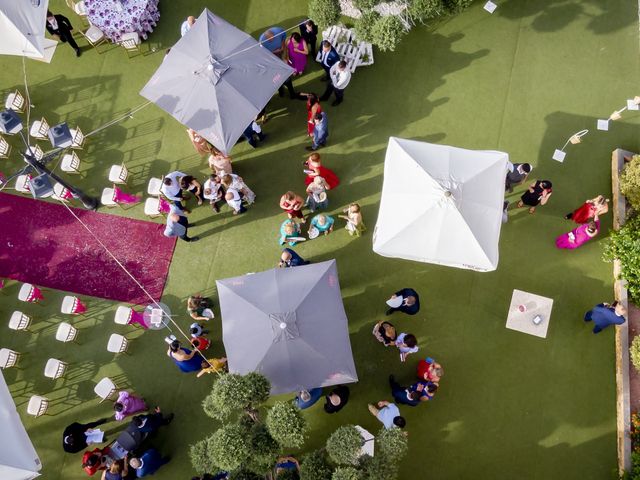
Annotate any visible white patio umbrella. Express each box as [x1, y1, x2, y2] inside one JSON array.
[[0, 0, 54, 60], [373, 137, 509, 272]]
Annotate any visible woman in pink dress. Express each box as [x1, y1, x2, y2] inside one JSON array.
[[555, 217, 600, 250], [113, 391, 147, 421], [287, 33, 308, 75]]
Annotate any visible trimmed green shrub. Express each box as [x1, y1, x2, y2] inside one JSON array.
[[332, 466, 363, 480], [210, 424, 251, 471], [620, 155, 640, 211], [603, 214, 640, 303], [407, 0, 446, 23], [326, 425, 363, 465], [370, 15, 406, 52], [631, 336, 640, 373], [354, 10, 380, 43], [203, 373, 270, 421], [189, 436, 218, 475], [354, 0, 381, 10], [309, 0, 341, 28], [266, 401, 308, 448], [443, 0, 474, 12], [358, 455, 398, 480], [376, 427, 408, 461], [300, 449, 334, 480], [245, 424, 280, 475]]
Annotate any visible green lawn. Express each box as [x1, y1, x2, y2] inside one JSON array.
[[1, 0, 639, 478]]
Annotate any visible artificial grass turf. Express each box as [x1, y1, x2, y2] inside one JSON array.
[[0, 0, 638, 478]]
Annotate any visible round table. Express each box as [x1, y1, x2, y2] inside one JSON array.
[[85, 0, 160, 42], [143, 302, 171, 330]]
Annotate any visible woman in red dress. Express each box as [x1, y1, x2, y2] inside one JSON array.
[[304, 153, 339, 190], [279, 191, 306, 222], [565, 195, 609, 224], [302, 93, 322, 137]]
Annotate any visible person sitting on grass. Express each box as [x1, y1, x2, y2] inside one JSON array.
[[372, 320, 397, 347], [197, 357, 228, 378], [309, 213, 334, 236], [395, 333, 418, 362], [114, 391, 147, 421], [279, 219, 305, 246], [82, 447, 109, 476], [190, 322, 210, 351], [339, 203, 365, 237], [186, 295, 213, 321], [294, 388, 323, 410], [408, 380, 438, 403], [278, 248, 310, 268], [417, 356, 443, 384], [367, 401, 406, 430]]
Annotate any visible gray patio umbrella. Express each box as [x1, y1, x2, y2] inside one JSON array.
[[140, 9, 294, 154], [216, 260, 358, 395]]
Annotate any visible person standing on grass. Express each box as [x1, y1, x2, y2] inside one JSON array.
[[324, 385, 350, 414], [584, 301, 626, 333], [306, 112, 328, 151], [180, 16, 196, 37], [280, 191, 306, 222], [299, 19, 318, 59], [164, 205, 198, 242], [385, 288, 420, 316], [113, 391, 147, 421], [259, 27, 299, 99], [161, 171, 188, 209], [504, 162, 532, 193], [131, 407, 174, 434], [318, 41, 339, 80], [388, 375, 421, 407], [294, 388, 323, 409], [278, 248, 310, 268], [129, 448, 171, 477], [46, 10, 81, 57], [516, 180, 552, 214], [395, 333, 418, 362], [367, 401, 406, 429], [565, 195, 609, 223], [417, 356, 444, 384], [320, 60, 351, 106], [62, 418, 108, 453]]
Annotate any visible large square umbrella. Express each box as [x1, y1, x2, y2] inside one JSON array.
[[140, 8, 294, 154], [216, 260, 358, 395], [373, 137, 509, 272]]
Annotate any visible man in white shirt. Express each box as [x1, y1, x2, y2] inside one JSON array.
[[160, 171, 187, 208], [320, 61, 351, 106], [180, 16, 196, 37]]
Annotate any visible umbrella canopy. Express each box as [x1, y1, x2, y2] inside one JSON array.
[[216, 260, 358, 395], [140, 9, 294, 154], [373, 137, 509, 272], [0, 0, 49, 59], [0, 371, 41, 479]]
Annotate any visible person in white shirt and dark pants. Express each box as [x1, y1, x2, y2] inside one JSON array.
[[320, 61, 351, 106]]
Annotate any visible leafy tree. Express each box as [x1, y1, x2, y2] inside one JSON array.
[[210, 424, 252, 471], [407, 0, 446, 23], [332, 466, 363, 480], [370, 15, 406, 52], [300, 449, 334, 480], [354, 10, 380, 43], [357, 455, 398, 480], [266, 401, 308, 448], [354, 0, 381, 10], [603, 214, 640, 303], [375, 427, 408, 461], [246, 424, 280, 475], [189, 435, 219, 475], [326, 425, 363, 465], [309, 0, 341, 28], [202, 373, 271, 421]]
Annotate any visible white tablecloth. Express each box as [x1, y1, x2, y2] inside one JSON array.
[[85, 0, 160, 42]]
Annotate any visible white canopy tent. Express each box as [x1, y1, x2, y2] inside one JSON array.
[[0, 371, 41, 479], [373, 137, 509, 272], [0, 0, 55, 61]]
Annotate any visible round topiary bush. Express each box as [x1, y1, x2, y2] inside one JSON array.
[[309, 0, 341, 28], [202, 373, 270, 421], [370, 15, 406, 52], [210, 424, 251, 471], [354, 10, 380, 43], [376, 427, 408, 461], [300, 449, 334, 480], [189, 435, 219, 475], [407, 0, 446, 23], [326, 425, 363, 465], [332, 466, 363, 480], [354, 0, 381, 10], [266, 401, 308, 448]]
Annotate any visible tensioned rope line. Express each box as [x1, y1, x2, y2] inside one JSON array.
[[58, 199, 216, 371], [217, 20, 306, 62]]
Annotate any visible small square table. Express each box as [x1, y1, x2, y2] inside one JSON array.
[[505, 289, 554, 338]]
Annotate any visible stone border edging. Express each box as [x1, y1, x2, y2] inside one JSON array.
[[613, 148, 635, 474]]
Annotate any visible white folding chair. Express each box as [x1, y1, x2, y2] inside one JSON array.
[[107, 334, 129, 354], [120, 32, 141, 58], [61, 295, 79, 314], [24, 144, 43, 162], [94, 377, 117, 402], [5, 90, 26, 113], [52, 182, 72, 202], [26, 395, 49, 417], [114, 306, 133, 325], [0, 136, 11, 159], [29, 117, 50, 140], [0, 348, 20, 368], [66, 0, 87, 16], [147, 177, 162, 196], [143, 197, 162, 218], [17, 283, 34, 301], [70, 126, 85, 149], [108, 163, 128, 184], [55, 322, 79, 343], [81, 25, 106, 51], [8, 311, 31, 332], [44, 358, 67, 379], [101, 187, 117, 207], [60, 151, 81, 174]]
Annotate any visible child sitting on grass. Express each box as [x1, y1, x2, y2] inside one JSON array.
[[395, 332, 418, 362], [190, 322, 210, 351], [279, 219, 306, 246], [197, 357, 228, 378], [310, 213, 334, 236], [339, 203, 366, 237]]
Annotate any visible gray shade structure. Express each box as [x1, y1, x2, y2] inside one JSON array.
[[216, 260, 358, 395], [140, 9, 294, 154]]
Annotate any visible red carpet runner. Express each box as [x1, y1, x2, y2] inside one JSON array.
[[0, 192, 176, 304]]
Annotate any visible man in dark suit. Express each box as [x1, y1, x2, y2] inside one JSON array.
[[131, 406, 174, 434], [385, 288, 421, 316], [45, 10, 81, 57], [62, 418, 108, 453], [299, 19, 318, 60], [319, 41, 339, 81]]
